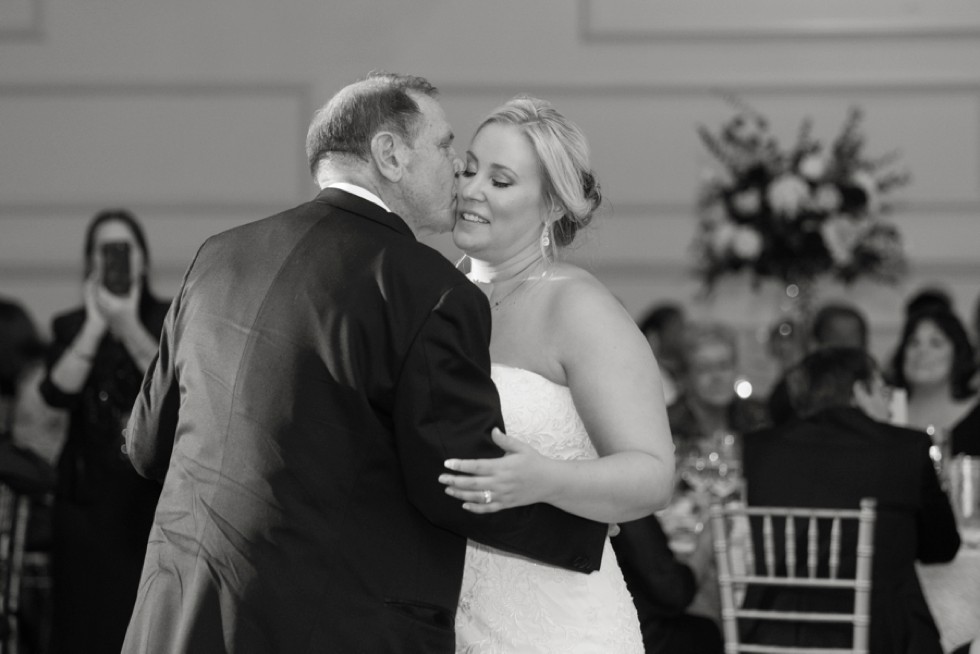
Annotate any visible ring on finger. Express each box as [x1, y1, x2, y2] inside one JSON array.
[[483, 489, 493, 504]]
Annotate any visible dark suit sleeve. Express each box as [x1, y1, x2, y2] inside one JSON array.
[[392, 281, 607, 573], [125, 254, 197, 482], [612, 515, 697, 616], [914, 436, 960, 563]]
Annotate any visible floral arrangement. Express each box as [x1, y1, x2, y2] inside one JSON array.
[[692, 100, 909, 291]]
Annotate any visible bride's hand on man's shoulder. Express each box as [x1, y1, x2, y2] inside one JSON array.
[[438, 429, 554, 513]]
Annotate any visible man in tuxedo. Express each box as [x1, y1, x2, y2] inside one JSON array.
[[742, 347, 960, 654], [121, 72, 607, 653]]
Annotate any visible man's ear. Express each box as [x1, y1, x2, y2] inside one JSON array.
[[371, 131, 404, 183]]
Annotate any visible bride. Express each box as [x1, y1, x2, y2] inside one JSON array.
[[439, 96, 675, 652]]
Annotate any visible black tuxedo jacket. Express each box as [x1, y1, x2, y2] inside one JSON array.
[[121, 189, 606, 653], [742, 407, 961, 654]]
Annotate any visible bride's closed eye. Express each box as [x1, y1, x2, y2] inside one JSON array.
[[460, 168, 513, 189]]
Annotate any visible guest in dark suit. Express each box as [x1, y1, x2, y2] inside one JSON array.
[[767, 302, 869, 427], [121, 72, 607, 653], [613, 515, 723, 654], [742, 347, 961, 654]]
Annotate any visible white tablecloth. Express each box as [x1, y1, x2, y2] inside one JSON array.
[[918, 548, 980, 652]]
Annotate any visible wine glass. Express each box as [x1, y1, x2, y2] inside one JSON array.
[[948, 455, 980, 549]]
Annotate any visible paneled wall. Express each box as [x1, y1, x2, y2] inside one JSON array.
[[2, 0, 978, 388]]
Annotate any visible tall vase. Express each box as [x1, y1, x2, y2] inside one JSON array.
[[780, 278, 816, 331], [770, 278, 816, 371]]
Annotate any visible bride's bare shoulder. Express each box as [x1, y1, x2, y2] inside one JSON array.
[[542, 262, 625, 317]]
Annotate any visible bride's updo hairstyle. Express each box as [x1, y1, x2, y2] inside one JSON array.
[[477, 96, 602, 252]]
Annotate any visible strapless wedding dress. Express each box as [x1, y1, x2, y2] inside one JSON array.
[[454, 364, 644, 653]]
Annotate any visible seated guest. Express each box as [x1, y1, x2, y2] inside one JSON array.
[[905, 286, 955, 318], [0, 298, 59, 654], [890, 306, 979, 455], [742, 348, 961, 654], [768, 303, 870, 426], [668, 322, 769, 461], [613, 515, 723, 654], [0, 297, 58, 489], [0, 298, 45, 434], [638, 302, 687, 405], [809, 302, 869, 351]]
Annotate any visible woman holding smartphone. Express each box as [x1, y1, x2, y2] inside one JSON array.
[[39, 209, 169, 654]]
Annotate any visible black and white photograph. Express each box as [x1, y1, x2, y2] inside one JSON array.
[[1, 2, 978, 653]]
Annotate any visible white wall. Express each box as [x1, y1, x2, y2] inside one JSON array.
[[2, 0, 978, 388]]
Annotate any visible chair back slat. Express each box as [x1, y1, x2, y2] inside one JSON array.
[[712, 504, 742, 654], [807, 515, 818, 578], [709, 498, 877, 654], [0, 484, 14, 617], [785, 514, 796, 578], [763, 516, 775, 577], [829, 517, 842, 579], [1, 482, 32, 654], [851, 502, 876, 654]]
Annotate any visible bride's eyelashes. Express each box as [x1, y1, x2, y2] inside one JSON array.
[[460, 168, 512, 189]]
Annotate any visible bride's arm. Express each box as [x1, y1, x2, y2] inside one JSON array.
[[440, 276, 675, 523]]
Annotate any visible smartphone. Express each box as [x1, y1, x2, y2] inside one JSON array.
[[101, 241, 132, 296]]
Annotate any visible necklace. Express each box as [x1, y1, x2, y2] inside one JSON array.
[[486, 259, 544, 310], [492, 276, 533, 309]]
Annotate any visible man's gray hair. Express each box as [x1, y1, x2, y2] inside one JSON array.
[[305, 71, 438, 176]]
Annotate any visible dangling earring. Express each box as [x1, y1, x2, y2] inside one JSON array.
[[540, 224, 551, 249]]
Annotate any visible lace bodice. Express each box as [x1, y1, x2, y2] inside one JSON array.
[[455, 365, 643, 654], [491, 364, 598, 461]]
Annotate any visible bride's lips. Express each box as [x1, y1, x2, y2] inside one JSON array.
[[457, 210, 489, 225]]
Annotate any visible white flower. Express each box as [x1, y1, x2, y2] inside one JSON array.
[[850, 171, 880, 214], [731, 226, 763, 260], [814, 184, 843, 212], [798, 154, 827, 181], [820, 216, 869, 265], [710, 222, 736, 256], [731, 188, 761, 215], [767, 174, 810, 218]]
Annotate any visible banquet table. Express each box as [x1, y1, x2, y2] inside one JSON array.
[[918, 548, 980, 652]]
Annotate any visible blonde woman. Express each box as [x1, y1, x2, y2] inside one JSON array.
[[440, 96, 675, 652]]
